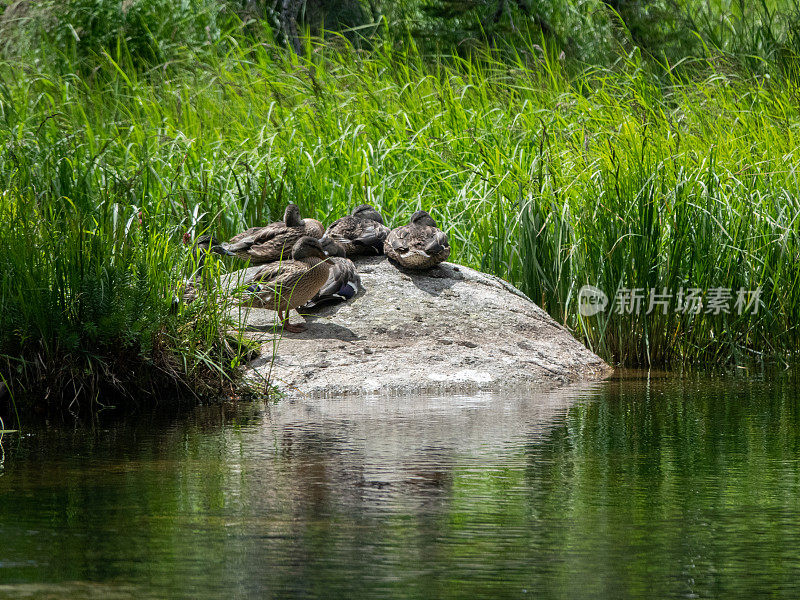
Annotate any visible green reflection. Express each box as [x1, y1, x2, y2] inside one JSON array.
[[0, 376, 799, 599]]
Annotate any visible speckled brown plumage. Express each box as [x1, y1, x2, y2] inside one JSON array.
[[384, 210, 450, 270], [325, 204, 390, 257], [241, 236, 331, 332], [224, 204, 324, 264], [302, 237, 361, 308], [177, 234, 234, 306]]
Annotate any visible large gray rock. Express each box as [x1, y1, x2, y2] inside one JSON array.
[[223, 257, 611, 397]]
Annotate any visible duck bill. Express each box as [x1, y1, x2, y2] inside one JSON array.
[[211, 244, 236, 257]]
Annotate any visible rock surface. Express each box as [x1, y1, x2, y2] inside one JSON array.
[[223, 256, 612, 397]]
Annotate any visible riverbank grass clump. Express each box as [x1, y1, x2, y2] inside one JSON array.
[[0, 102, 257, 413]]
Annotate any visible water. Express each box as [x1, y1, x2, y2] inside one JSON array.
[[1, 372, 799, 599]]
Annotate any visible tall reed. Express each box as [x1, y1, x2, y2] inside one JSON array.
[[1, 28, 799, 415]]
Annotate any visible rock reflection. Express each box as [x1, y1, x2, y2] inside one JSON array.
[[255, 387, 602, 514], [4, 375, 800, 599]]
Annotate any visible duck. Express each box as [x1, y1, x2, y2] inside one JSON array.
[[302, 237, 362, 309], [223, 204, 324, 264], [241, 236, 331, 332], [384, 210, 450, 270], [324, 204, 391, 256], [192, 234, 235, 264], [177, 234, 235, 306]]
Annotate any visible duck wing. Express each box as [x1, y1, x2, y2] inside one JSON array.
[[350, 220, 390, 254], [242, 260, 308, 302], [326, 217, 386, 255], [319, 257, 360, 298], [385, 224, 449, 269], [226, 226, 262, 246], [226, 223, 289, 251], [423, 228, 450, 256], [303, 257, 361, 309], [385, 225, 412, 253], [325, 216, 357, 245]]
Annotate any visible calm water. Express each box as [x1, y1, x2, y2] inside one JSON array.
[[1, 372, 800, 599]]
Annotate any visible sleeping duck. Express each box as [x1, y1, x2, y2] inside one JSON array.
[[224, 204, 324, 264], [384, 210, 450, 270], [302, 237, 361, 309], [177, 234, 235, 306], [324, 204, 390, 256], [241, 236, 331, 332]]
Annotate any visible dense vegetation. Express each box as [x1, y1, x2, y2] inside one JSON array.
[[1, 0, 799, 416]]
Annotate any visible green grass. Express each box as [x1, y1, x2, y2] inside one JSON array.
[[0, 51, 258, 412], [1, 23, 799, 414]]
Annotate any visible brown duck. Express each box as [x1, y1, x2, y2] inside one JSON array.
[[384, 210, 450, 269], [224, 204, 324, 264], [241, 236, 331, 332], [177, 234, 235, 306], [302, 237, 362, 309], [325, 204, 390, 256]]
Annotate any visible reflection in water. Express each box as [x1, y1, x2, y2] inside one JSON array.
[[1, 374, 800, 598]]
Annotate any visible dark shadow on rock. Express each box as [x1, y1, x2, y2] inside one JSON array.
[[407, 265, 458, 297], [242, 323, 280, 333], [300, 284, 368, 318], [292, 318, 362, 342], [244, 319, 360, 342], [246, 355, 274, 369], [378, 258, 460, 297]]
